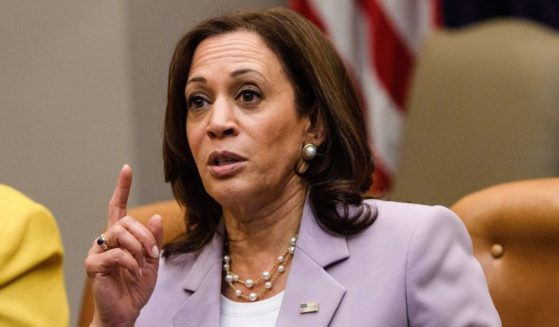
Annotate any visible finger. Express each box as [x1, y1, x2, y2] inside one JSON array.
[[100, 216, 160, 261], [147, 215, 163, 259], [108, 164, 132, 225], [89, 237, 106, 256], [85, 247, 142, 278], [118, 216, 160, 259], [103, 222, 146, 267]]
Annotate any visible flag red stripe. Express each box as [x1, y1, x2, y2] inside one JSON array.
[[358, 0, 414, 110], [370, 159, 392, 196], [432, 0, 443, 27], [288, 0, 327, 33]]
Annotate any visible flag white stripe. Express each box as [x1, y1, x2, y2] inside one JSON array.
[[377, 0, 432, 54], [307, 0, 358, 64]]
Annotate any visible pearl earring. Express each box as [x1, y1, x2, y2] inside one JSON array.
[[302, 143, 318, 161]]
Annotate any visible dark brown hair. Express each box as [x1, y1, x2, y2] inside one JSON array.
[[163, 7, 376, 257]]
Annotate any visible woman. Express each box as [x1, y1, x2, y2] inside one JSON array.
[[85, 7, 500, 326]]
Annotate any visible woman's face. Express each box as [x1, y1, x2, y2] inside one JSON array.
[[185, 30, 310, 208]]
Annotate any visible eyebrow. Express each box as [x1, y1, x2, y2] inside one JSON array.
[[186, 76, 206, 85], [231, 68, 256, 78]]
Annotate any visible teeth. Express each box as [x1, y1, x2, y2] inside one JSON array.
[[215, 158, 237, 166]]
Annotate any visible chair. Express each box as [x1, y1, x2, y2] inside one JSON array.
[[78, 200, 185, 327], [451, 178, 559, 327], [389, 18, 559, 206]]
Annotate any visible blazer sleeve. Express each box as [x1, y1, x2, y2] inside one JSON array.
[[0, 185, 69, 327], [405, 205, 501, 327]]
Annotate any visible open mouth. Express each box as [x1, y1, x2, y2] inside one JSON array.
[[208, 151, 246, 167]]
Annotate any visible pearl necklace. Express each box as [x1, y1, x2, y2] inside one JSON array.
[[223, 235, 297, 302]]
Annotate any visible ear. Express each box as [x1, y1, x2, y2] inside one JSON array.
[[305, 112, 326, 146]]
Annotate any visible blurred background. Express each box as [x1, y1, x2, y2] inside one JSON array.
[[2, 0, 557, 325]]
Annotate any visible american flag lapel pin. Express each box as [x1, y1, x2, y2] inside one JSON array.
[[299, 301, 319, 314]]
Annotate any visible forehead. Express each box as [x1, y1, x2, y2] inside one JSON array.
[[188, 30, 284, 78]]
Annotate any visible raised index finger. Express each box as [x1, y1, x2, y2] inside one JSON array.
[[108, 164, 132, 225]]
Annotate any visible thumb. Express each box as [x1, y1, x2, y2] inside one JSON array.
[[147, 214, 163, 253]]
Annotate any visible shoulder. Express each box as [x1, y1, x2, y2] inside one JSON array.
[[330, 200, 499, 325], [0, 185, 68, 326], [342, 199, 474, 279], [0, 184, 60, 237], [371, 199, 471, 252], [341, 199, 469, 268], [0, 184, 43, 212], [0, 184, 63, 263], [366, 198, 460, 224], [0, 185, 62, 252], [354, 199, 467, 246], [363, 200, 499, 325]]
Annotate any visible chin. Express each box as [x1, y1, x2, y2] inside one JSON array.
[[205, 182, 251, 206]]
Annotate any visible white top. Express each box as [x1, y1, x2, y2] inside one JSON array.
[[220, 292, 284, 327]]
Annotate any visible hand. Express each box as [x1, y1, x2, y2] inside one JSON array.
[[85, 164, 163, 326]]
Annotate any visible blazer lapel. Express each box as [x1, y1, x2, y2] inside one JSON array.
[[169, 201, 350, 326], [172, 224, 224, 327], [275, 200, 349, 327]]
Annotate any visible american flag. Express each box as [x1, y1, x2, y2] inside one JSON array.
[[290, 0, 441, 194]]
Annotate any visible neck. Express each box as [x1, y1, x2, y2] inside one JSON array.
[[220, 187, 305, 301], [221, 186, 305, 288], [223, 185, 306, 256]]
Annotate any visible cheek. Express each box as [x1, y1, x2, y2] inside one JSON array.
[[263, 119, 306, 159], [186, 122, 203, 164]]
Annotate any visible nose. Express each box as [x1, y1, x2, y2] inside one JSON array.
[[206, 98, 238, 139]]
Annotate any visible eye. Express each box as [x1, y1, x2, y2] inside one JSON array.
[[236, 87, 262, 105], [187, 94, 209, 110]]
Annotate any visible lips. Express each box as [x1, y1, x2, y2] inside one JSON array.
[[206, 151, 247, 177], [208, 151, 246, 166]]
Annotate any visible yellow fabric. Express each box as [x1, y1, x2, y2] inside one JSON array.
[[0, 184, 69, 327]]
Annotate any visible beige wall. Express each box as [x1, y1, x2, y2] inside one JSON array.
[[0, 1, 284, 325]]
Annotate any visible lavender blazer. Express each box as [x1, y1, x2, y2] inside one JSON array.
[[136, 199, 501, 326]]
